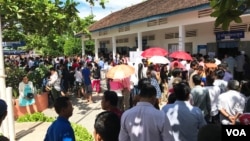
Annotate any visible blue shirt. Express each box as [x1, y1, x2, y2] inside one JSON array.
[[98, 60, 104, 70], [82, 67, 91, 85], [44, 117, 75, 141], [223, 71, 233, 82], [150, 78, 162, 98]]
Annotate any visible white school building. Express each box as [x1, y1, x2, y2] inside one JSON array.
[[80, 0, 250, 59]]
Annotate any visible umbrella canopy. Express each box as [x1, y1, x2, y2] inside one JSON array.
[[106, 64, 135, 79], [141, 47, 168, 58], [169, 51, 192, 60], [148, 56, 170, 64]]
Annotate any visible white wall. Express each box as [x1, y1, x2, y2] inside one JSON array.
[[90, 9, 250, 54]]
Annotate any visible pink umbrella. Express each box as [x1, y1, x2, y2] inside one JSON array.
[[169, 51, 192, 60], [141, 47, 168, 58]]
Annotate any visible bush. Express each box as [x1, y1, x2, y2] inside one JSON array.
[[5, 63, 26, 98], [17, 112, 93, 141], [71, 123, 93, 141], [17, 112, 55, 122], [5, 62, 50, 98]]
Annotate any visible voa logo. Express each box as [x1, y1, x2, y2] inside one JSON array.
[[226, 129, 246, 136]]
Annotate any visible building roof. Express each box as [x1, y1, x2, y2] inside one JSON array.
[[89, 0, 210, 32]]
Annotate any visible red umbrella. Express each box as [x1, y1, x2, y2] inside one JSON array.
[[141, 47, 168, 58], [169, 51, 192, 60]]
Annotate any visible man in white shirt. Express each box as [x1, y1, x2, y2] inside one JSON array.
[[119, 78, 174, 141], [218, 80, 246, 125], [204, 75, 221, 123], [48, 67, 61, 105], [162, 82, 206, 141]]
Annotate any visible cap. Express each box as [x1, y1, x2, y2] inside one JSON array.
[[0, 99, 7, 116]]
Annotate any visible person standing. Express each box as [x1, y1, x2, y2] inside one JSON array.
[[44, 97, 75, 141], [82, 63, 93, 103], [47, 67, 61, 105], [188, 60, 199, 89], [18, 75, 38, 114], [190, 74, 211, 122], [204, 75, 221, 124], [74, 67, 84, 98], [119, 78, 174, 141], [162, 82, 206, 141], [235, 51, 245, 82], [147, 71, 162, 109], [222, 53, 236, 78], [60, 65, 70, 96], [92, 63, 101, 95], [218, 80, 246, 125], [160, 64, 169, 103]]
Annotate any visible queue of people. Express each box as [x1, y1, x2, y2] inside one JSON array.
[[2, 51, 250, 141]]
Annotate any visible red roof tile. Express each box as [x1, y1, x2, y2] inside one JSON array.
[[89, 0, 209, 31]]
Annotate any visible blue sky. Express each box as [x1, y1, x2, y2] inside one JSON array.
[[75, 0, 144, 20]]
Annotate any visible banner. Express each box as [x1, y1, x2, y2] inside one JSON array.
[[216, 31, 244, 40]]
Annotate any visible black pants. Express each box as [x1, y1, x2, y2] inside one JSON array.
[[235, 71, 243, 82], [49, 88, 61, 107]]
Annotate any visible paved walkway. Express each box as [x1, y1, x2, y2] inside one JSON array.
[[15, 79, 108, 141]]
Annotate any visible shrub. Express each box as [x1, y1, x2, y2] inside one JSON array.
[[71, 123, 93, 141], [5, 63, 50, 98], [5, 63, 26, 98], [17, 112, 93, 141], [17, 112, 55, 122]]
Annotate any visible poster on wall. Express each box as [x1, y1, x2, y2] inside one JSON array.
[[129, 51, 143, 64], [197, 45, 207, 55]]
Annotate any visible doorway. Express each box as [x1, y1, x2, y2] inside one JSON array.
[[217, 41, 239, 59]]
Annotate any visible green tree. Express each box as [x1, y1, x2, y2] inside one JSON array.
[[63, 36, 81, 56], [0, 0, 104, 56], [210, 0, 250, 30], [85, 40, 95, 54], [1, 0, 79, 36]]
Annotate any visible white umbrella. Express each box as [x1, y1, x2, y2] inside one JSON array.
[[148, 56, 170, 64]]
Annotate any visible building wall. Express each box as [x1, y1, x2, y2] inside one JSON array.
[[88, 9, 250, 56]]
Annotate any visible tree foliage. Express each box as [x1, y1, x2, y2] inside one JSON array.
[[0, 0, 102, 55], [1, 0, 80, 37], [210, 0, 250, 30]]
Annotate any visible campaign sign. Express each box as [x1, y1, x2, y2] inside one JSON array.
[[222, 125, 250, 140]]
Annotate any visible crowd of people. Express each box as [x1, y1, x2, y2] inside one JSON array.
[[1, 50, 250, 141]]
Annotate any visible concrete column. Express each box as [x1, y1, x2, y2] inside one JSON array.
[[137, 32, 142, 51], [112, 36, 116, 60], [95, 39, 99, 60], [0, 16, 8, 138], [178, 25, 185, 51], [6, 87, 15, 141], [81, 37, 85, 57]]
